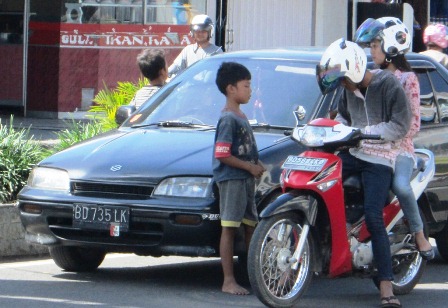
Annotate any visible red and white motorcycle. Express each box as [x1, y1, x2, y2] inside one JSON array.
[[247, 117, 435, 308]]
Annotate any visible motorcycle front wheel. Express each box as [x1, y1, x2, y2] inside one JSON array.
[[248, 212, 314, 308]]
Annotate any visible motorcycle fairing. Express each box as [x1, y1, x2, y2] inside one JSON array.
[[280, 150, 352, 277]]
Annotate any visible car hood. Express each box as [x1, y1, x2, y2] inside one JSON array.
[[40, 128, 287, 184]]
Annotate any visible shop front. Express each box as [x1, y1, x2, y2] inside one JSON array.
[[0, 0, 214, 118]]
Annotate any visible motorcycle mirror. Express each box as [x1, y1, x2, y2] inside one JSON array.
[[291, 126, 304, 142], [293, 106, 306, 125]]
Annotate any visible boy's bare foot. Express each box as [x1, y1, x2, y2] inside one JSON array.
[[222, 281, 250, 295]]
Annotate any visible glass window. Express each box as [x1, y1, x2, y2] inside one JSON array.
[[67, 0, 205, 25], [146, 0, 192, 24], [415, 69, 438, 125], [125, 56, 321, 128], [429, 70, 448, 123]]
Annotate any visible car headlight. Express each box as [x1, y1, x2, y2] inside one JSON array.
[[153, 177, 213, 198], [27, 167, 70, 191]]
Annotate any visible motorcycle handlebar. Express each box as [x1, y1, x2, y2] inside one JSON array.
[[359, 133, 382, 140]]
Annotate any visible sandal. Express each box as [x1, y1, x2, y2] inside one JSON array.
[[380, 296, 401, 308]]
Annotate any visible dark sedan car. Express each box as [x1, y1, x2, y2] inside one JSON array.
[[17, 48, 448, 271]]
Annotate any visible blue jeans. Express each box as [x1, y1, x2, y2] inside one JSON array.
[[339, 151, 394, 281], [392, 155, 423, 233]]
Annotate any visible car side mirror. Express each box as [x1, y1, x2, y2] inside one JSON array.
[[115, 105, 136, 125]]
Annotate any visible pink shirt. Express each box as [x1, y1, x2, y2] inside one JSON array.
[[394, 70, 420, 158]]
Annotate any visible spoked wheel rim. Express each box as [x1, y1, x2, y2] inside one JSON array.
[[392, 250, 423, 287], [259, 218, 310, 299]]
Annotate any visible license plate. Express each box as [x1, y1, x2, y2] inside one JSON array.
[[281, 156, 327, 172], [73, 204, 130, 232]]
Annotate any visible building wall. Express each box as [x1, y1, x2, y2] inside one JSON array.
[[0, 0, 430, 117], [225, 0, 315, 51], [0, 0, 207, 118], [25, 21, 190, 117], [315, 0, 349, 47], [0, 45, 23, 106]]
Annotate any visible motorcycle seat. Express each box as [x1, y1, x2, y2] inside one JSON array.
[[343, 175, 361, 192], [343, 175, 394, 205]]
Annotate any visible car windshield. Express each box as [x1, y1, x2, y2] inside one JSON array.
[[122, 56, 321, 129]]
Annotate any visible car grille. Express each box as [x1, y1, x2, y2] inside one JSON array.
[[71, 181, 154, 199]]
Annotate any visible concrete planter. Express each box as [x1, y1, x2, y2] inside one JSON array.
[[0, 203, 49, 259]]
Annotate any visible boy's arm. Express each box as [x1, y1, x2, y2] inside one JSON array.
[[217, 156, 265, 179]]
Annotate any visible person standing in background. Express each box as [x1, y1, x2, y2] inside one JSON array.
[[419, 24, 448, 68], [168, 14, 223, 76], [129, 48, 168, 109]]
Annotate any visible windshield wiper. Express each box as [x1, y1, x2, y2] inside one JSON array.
[[251, 123, 293, 130], [132, 120, 215, 129], [131, 122, 160, 128]]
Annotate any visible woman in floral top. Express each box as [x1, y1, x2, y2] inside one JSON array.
[[357, 16, 434, 263]]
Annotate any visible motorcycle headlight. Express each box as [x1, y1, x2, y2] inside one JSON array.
[[300, 126, 339, 147], [153, 177, 213, 198], [27, 167, 70, 191]]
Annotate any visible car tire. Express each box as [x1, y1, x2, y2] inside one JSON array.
[[49, 246, 106, 272], [435, 223, 448, 262]]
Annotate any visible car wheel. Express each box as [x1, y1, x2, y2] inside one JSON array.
[[435, 223, 448, 262], [49, 246, 106, 272]]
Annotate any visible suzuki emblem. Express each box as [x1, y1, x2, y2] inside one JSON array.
[[110, 165, 122, 172]]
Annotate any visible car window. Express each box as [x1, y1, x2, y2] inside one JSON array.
[[415, 69, 439, 125], [429, 70, 448, 123], [123, 57, 321, 128]]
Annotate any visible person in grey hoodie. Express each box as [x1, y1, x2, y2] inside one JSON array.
[[317, 38, 411, 308]]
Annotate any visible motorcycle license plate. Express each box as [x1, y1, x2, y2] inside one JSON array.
[[281, 156, 327, 172], [73, 204, 130, 232]]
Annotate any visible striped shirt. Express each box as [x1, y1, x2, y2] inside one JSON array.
[[129, 85, 162, 109]]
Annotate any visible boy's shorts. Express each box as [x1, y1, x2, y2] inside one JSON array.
[[217, 178, 258, 228]]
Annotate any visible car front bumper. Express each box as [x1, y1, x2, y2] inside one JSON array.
[[17, 196, 222, 257]]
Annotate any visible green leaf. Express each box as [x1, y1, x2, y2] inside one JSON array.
[[0, 115, 46, 202]]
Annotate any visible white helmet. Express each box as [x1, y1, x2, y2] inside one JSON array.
[[376, 17, 411, 56], [190, 14, 214, 38], [354, 16, 410, 57], [317, 38, 367, 94]]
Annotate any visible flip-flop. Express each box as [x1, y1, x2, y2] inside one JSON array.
[[380, 296, 401, 308], [420, 248, 435, 261]]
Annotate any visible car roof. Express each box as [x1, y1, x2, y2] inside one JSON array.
[[212, 47, 441, 70], [213, 47, 328, 62]]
